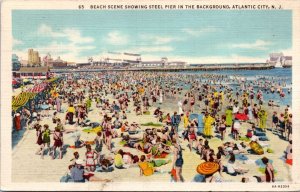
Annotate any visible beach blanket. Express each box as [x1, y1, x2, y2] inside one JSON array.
[[235, 154, 249, 161], [141, 122, 163, 127], [266, 148, 274, 153], [60, 174, 72, 183], [129, 144, 170, 158], [153, 152, 169, 159], [90, 122, 100, 128], [82, 126, 102, 133], [254, 131, 266, 137], [239, 136, 251, 142], [119, 140, 127, 146], [68, 140, 95, 148], [255, 158, 273, 167], [193, 174, 206, 182], [244, 159, 256, 165], [143, 111, 151, 115], [258, 167, 277, 175], [259, 136, 269, 141], [149, 159, 169, 167]]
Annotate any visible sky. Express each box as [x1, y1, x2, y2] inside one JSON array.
[[12, 10, 292, 64]]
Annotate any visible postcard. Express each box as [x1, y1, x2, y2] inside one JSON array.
[[1, 0, 300, 191]]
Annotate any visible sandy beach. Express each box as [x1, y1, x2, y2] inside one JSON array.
[[11, 72, 292, 183]]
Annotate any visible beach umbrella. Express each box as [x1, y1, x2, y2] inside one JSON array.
[[235, 113, 249, 121], [196, 162, 219, 175], [193, 174, 206, 182]]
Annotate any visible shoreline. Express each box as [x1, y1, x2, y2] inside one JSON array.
[[50, 65, 277, 73]]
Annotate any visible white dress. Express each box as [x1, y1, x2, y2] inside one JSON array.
[[159, 93, 163, 104], [178, 101, 183, 114]]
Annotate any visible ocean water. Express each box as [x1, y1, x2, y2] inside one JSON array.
[[179, 68, 292, 106]]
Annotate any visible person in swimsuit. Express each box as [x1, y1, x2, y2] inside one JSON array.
[[22, 107, 31, 129], [35, 124, 43, 156], [255, 157, 275, 182], [188, 123, 197, 151], [128, 122, 140, 135], [77, 106, 85, 126], [104, 121, 113, 152], [252, 104, 259, 126], [219, 116, 226, 141], [142, 138, 153, 154], [172, 139, 184, 182], [41, 124, 51, 159], [94, 131, 104, 164], [52, 126, 63, 159], [278, 113, 286, 138], [190, 97, 195, 113], [85, 144, 97, 172], [287, 114, 292, 141]]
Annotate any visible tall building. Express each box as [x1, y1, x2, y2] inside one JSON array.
[[28, 49, 40, 66], [33, 51, 39, 65], [28, 49, 34, 65]]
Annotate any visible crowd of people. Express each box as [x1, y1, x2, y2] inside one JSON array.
[[13, 71, 293, 183]]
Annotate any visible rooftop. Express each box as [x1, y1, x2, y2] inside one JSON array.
[[18, 66, 49, 73]]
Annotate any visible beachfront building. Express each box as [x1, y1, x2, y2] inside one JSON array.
[[51, 57, 68, 68], [66, 62, 77, 67], [138, 57, 187, 68], [267, 52, 293, 68], [82, 52, 142, 68], [14, 66, 50, 79], [20, 59, 28, 67], [282, 56, 292, 68], [43, 54, 68, 68], [76, 63, 91, 68], [99, 52, 141, 67], [168, 61, 187, 68], [76, 52, 187, 69]]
